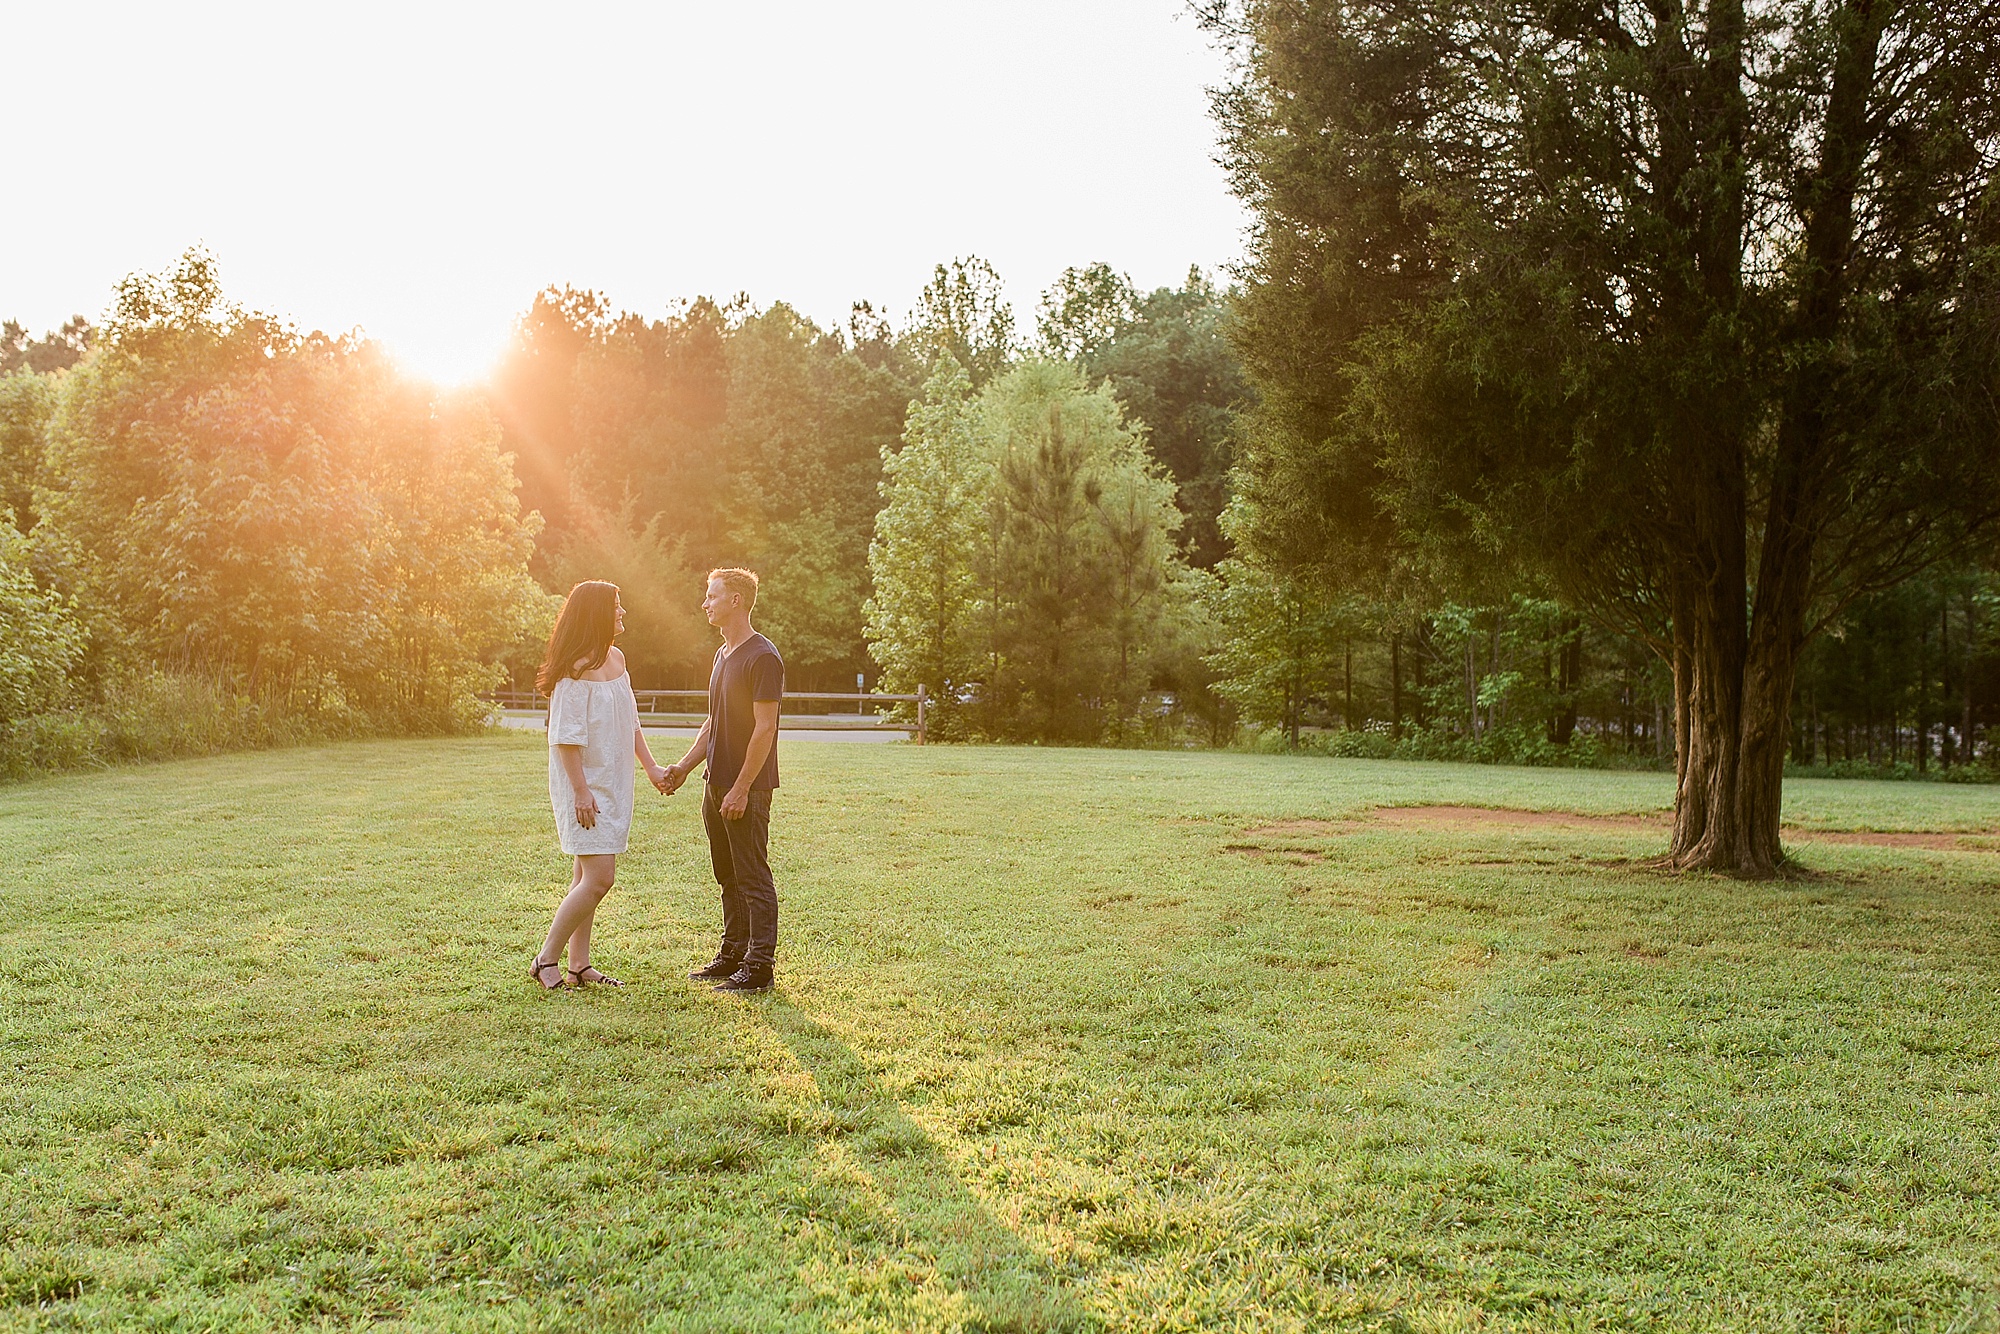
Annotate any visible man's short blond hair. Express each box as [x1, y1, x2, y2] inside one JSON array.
[[708, 567, 760, 611]]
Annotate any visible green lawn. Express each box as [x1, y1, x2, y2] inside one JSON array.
[[3, 736, 1998, 1331]]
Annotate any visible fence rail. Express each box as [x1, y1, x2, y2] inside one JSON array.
[[482, 685, 929, 743]]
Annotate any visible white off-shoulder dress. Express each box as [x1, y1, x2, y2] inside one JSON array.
[[547, 673, 640, 855]]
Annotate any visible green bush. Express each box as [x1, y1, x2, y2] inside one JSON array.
[[0, 711, 103, 779], [1784, 758, 2000, 784], [1238, 723, 1667, 771], [0, 668, 497, 782]]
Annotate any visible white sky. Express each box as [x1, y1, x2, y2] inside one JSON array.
[[2, 1, 1248, 386]]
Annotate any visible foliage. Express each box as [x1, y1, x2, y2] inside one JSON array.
[[0, 370, 55, 533], [1202, 555, 1344, 745], [546, 501, 703, 682], [32, 250, 546, 741], [865, 360, 1200, 743], [0, 316, 93, 375], [563, 296, 733, 571], [1208, 0, 2000, 872], [0, 521, 81, 732], [1205, 536, 1678, 763], [719, 305, 910, 676], [504, 293, 912, 686], [903, 256, 1015, 387], [1794, 566, 2000, 772], [864, 358, 989, 734], [1037, 265, 1252, 569], [488, 286, 615, 545], [1036, 262, 1139, 362], [1075, 267, 1250, 569]]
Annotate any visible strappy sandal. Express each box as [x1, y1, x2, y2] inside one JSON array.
[[528, 956, 567, 990], [566, 964, 625, 988]]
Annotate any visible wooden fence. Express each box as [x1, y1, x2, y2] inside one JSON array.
[[483, 685, 930, 744]]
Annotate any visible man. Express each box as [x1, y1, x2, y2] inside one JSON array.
[[662, 568, 783, 994]]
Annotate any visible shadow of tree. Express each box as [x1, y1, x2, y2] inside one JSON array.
[[762, 1001, 1093, 1334]]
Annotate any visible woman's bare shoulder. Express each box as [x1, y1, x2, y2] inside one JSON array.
[[573, 645, 626, 681]]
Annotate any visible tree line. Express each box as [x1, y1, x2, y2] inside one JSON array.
[[3, 166, 1996, 797]]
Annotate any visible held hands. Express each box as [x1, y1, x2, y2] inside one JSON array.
[[656, 762, 690, 796], [646, 763, 672, 794]]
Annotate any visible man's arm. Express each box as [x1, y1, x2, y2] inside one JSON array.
[[720, 700, 779, 819], [660, 717, 711, 795]]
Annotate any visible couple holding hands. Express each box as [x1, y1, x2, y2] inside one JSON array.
[[527, 569, 784, 996]]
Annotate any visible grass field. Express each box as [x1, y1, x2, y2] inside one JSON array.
[[2, 735, 1998, 1331]]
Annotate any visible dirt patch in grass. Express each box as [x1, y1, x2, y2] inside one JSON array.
[[1221, 843, 1325, 863], [1244, 806, 2000, 851], [1247, 807, 1664, 839], [1785, 829, 1998, 851]]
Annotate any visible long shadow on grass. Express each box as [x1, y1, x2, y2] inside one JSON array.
[[762, 1001, 1091, 1334]]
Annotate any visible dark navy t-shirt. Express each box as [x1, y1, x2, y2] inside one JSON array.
[[705, 633, 783, 791]]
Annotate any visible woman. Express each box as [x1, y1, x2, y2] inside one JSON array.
[[529, 581, 670, 989]]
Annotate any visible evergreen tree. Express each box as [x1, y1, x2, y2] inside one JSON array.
[[864, 359, 989, 731], [1038, 266, 1252, 569], [977, 361, 1192, 741], [1210, 0, 2000, 871]]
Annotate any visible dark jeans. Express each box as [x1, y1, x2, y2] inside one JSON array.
[[701, 784, 777, 969]]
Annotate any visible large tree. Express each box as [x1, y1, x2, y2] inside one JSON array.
[[1211, 0, 2000, 873], [1039, 265, 1254, 568]]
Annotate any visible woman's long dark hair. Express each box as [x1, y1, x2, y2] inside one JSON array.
[[537, 581, 620, 693]]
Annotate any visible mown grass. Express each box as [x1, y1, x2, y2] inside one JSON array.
[[2, 735, 1997, 1331]]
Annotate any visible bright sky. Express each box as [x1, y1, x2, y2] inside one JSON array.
[[2, 1, 1248, 386]]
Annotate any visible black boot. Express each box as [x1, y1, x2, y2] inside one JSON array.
[[713, 964, 774, 995], [689, 954, 743, 982]]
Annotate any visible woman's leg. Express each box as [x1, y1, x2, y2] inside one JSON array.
[[533, 860, 585, 963], [538, 854, 616, 972]]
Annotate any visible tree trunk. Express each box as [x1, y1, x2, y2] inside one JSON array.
[[1556, 614, 1581, 745], [1917, 624, 1930, 772], [1464, 637, 1478, 737], [1664, 406, 1807, 877], [1287, 660, 1301, 748], [1941, 599, 1955, 767], [1666, 0, 1885, 876], [1488, 615, 1502, 728], [1413, 620, 1431, 730], [1965, 591, 1979, 764], [1669, 606, 1801, 875], [1391, 632, 1404, 738], [1343, 640, 1355, 730]]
